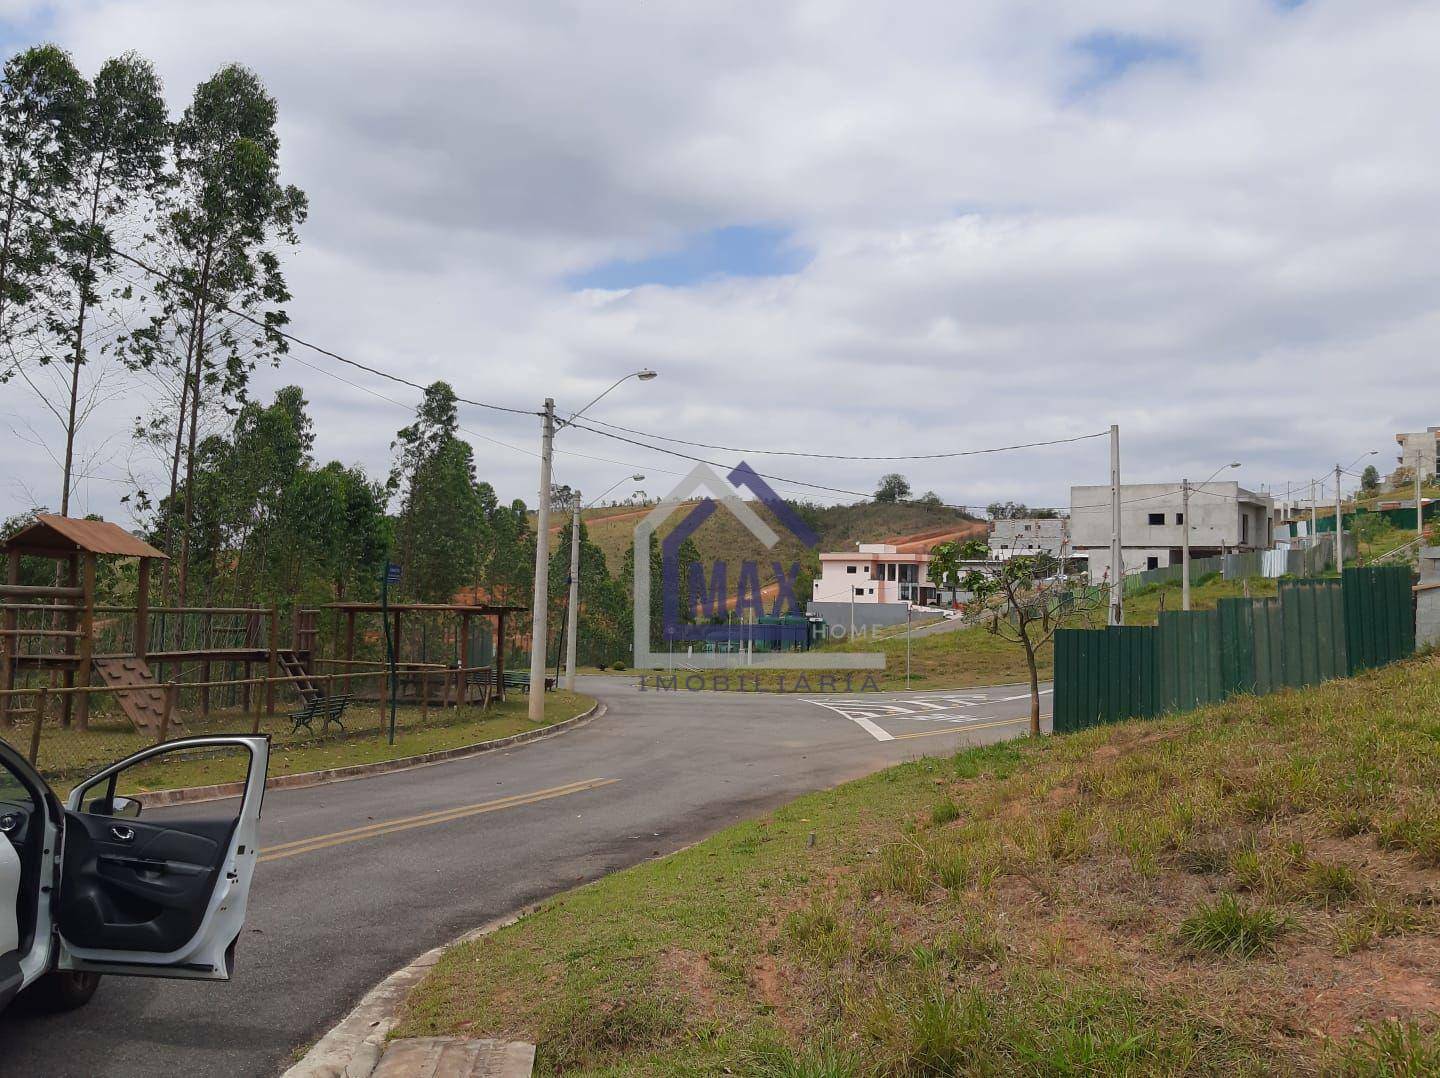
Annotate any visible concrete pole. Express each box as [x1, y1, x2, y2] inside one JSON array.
[[1108, 424, 1124, 625], [528, 399, 556, 721], [1310, 479, 1318, 548], [1181, 478, 1192, 611], [1334, 464, 1344, 574], [564, 492, 581, 692], [1418, 458, 1425, 544]]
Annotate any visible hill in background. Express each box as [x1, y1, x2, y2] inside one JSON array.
[[548, 500, 984, 583]]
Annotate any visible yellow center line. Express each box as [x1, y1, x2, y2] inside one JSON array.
[[258, 778, 617, 863], [890, 716, 1029, 740]]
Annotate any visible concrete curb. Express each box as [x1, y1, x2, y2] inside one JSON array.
[[136, 702, 604, 808], [280, 907, 534, 1078]]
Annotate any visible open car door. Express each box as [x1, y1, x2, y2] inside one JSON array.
[[56, 735, 269, 981]]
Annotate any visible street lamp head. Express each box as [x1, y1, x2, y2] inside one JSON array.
[[632, 473, 645, 481], [1229, 462, 1241, 469], [636, 368, 658, 381]]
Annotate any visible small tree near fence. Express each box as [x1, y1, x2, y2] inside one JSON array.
[[932, 538, 1101, 736]]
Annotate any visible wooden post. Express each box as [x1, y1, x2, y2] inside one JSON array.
[[344, 610, 356, 695], [495, 611, 506, 702], [325, 672, 334, 703], [1, 549, 18, 726], [27, 685, 47, 764], [74, 553, 95, 730], [200, 610, 212, 717], [159, 680, 178, 744], [250, 676, 263, 736], [420, 664, 429, 722], [266, 605, 279, 715], [61, 553, 78, 728], [242, 661, 251, 712], [135, 558, 150, 662]]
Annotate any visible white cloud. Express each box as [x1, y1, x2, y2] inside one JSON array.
[[4, 0, 1437, 523]]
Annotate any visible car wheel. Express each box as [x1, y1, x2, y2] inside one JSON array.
[[29, 970, 101, 1011]]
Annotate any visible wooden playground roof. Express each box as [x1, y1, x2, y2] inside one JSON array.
[[319, 601, 524, 615], [3, 514, 167, 559]]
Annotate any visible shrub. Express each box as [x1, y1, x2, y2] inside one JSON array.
[[1177, 894, 1289, 957]]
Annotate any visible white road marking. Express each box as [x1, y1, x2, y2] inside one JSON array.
[[801, 687, 1053, 741]]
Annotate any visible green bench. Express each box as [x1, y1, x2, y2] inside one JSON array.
[[500, 669, 555, 694], [288, 693, 353, 736]]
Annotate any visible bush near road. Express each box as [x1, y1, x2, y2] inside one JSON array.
[[398, 654, 1440, 1075]]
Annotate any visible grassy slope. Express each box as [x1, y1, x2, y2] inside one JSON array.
[[687, 575, 1278, 693], [5, 692, 594, 793], [398, 656, 1440, 1076]]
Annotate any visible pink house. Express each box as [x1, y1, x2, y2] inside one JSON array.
[[811, 543, 937, 607]]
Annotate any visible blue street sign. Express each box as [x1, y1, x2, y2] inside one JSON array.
[[385, 563, 402, 585]]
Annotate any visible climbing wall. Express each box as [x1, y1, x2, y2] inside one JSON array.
[[92, 657, 178, 737]]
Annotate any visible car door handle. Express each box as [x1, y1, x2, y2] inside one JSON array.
[[109, 825, 136, 842]]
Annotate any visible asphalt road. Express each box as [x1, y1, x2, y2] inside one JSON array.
[[0, 677, 1051, 1077]]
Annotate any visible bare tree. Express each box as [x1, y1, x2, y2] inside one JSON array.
[[932, 538, 1100, 736]]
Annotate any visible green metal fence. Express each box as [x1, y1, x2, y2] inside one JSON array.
[[1054, 565, 1414, 733]]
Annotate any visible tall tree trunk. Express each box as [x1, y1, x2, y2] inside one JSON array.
[[158, 297, 202, 605], [176, 245, 214, 607], [1023, 634, 1040, 737], [60, 170, 105, 516]]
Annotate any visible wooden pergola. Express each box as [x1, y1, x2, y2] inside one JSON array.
[[1, 514, 167, 728], [319, 600, 524, 701]]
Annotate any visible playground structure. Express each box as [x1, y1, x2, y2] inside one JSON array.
[[316, 599, 524, 705], [1, 515, 526, 739]]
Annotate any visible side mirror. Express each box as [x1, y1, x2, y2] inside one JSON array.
[[84, 795, 142, 819]]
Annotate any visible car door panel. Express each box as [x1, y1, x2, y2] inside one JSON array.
[[58, 813, 235, 951], [57, 736, 269, 981]]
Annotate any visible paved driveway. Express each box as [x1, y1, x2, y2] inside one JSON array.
[[0, 676, 1049, 1077]]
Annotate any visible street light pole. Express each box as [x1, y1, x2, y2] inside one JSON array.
[[1182, 462, 1240, 612], [1181, 478, 1191, 612], [561, 473, 643, 692], [528, 371, 656, 715], [527, 399, 556, 722], [563, 490, 581, 692], [1108, 424, 1123, 625], [1334, 463, 1344, 574]]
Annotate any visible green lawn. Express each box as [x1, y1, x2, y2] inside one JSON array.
[[397, 655, 1440, 1076], [2, 691, 593, 793]]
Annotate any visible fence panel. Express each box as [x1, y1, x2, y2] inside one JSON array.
[[1054, 565, 1414, 734]]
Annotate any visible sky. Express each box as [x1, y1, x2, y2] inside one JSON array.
[[2, 0, 1437, 526]]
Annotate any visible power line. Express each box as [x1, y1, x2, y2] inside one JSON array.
[[14, 194, 539, 418], [576, 415, 1109, 461]]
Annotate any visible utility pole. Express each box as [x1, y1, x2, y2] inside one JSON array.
[[1181, 478, 1192, 611], [1417, 454, 1425, 545], [528, 399, 556, 722], [1310, 478, 1318, 550], [563, 490, 581, 692], [1108, 424, 1123, 625], [1334, 464, 1344, 574]]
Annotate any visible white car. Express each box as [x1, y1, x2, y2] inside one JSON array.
[[0, 735, 268, 1014]]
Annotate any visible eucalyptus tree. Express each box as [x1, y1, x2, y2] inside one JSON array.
[[130, 63, 306, 603], [48, 52, 168, 515], [390, 382, 484, 603], [0, 45, 83, 382]]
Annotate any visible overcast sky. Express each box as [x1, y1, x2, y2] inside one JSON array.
[[2, 0, 1435, 525]]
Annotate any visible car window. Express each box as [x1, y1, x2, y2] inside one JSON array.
[[0, 761, 34, 808]]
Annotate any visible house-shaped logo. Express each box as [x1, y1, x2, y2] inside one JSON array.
[[632, 461, 885, 670]]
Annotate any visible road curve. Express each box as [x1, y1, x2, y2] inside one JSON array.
[[0, 676, 1049, 1077]]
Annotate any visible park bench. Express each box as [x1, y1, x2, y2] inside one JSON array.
[[288, 693, 353, 736], [500, 669, 556, 694]]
